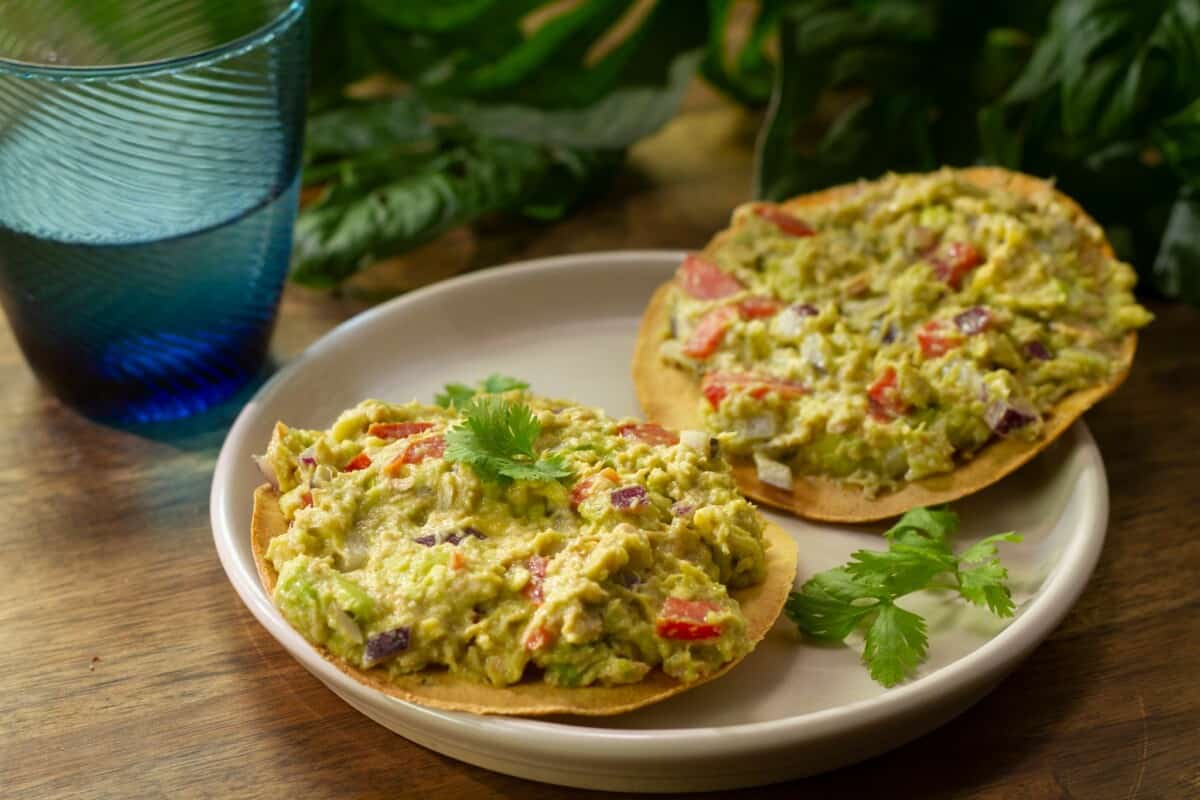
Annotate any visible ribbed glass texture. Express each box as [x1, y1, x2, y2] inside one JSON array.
[[0, 0, 307, 423]]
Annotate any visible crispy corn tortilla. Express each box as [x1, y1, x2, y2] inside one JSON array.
[[251, 484, 798, 716], [633, 167, 1138, 523]]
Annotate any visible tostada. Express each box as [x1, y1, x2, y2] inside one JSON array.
[[251, 382, 797, 715], [634, 168, 1151, 521]]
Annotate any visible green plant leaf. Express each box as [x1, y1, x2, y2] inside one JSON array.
[[305, 97, 435, 164], [1151, 189, 1200, 304], [292, 139, 552, 287], [439, 50, 702, 149], [701, 0, 785, 106]]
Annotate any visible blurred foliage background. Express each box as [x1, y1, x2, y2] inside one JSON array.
[[298, 0, 1200, 307]]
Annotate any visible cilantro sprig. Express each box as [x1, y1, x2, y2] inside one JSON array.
[[444, 396, 572, 484], [435, 374, 529, 409], [786, 507, 1021, 688]]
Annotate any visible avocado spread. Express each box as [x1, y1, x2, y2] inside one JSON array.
[[258, 391, 769, 689], [661, 170, 1153, 494]]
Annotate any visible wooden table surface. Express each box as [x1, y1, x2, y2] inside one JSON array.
[[3, 97, 1199, 800]]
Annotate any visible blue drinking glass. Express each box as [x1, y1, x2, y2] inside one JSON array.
[[0, 0, 308, 423]]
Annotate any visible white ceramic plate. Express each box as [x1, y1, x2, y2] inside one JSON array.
[[211, 251, 1108, 792]]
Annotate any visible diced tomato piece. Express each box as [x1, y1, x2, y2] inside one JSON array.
[[867, 366, 910, 422], [300, 491, 313, 508], [736, 296, 784, 319], [384, 435, 446, 475], [661, 597, 720, 620], [702, 378, 729, 409], [368, 421, 434, 440], [755, 205, 816, 237], [931, 241, 983, 290], [523, 555, 548, 604], [656, 619, 724, 640], [917, 321, 962, 358], [616, 422, 679, 446], [403, 435, 445, 463], [683, 305, 739, 359], [570, 467, 619, 508], [656, 597, 723, 640], [700, 371, 807, 409], [523, 624, 555, 652], [343, 452, 372, 472], [676, 254, 743, 299]]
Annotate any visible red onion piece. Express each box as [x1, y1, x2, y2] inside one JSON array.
[[611, 485, 649, 510], [671, 501, 695, 516], [954, 306, 992, 335], [413, 534, 437, 547], [364, 627, 410, 667], [792, 303, 819, 317], [445, 527, 486, 545], [298, 446, 317, 467], [985, 401, 1038, 435], [1024, 341, 1052, 360]]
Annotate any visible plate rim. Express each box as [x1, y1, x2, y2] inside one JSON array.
[[211, 249, 1108, 761]]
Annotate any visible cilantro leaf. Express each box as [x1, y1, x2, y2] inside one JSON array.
[[788, 506, 1020, 688], [481, 374, 530, 394], [444, 396, 572, 484], [785, 568, 883, 641], [845, 545, 955, 597], [960, 531, 1021, 564], [885, 506, 959, 545], [435, 374, 530, 408], [863, 602, 928, 688], [435, 383, 477, 409], [957, 532, 1022, 617]]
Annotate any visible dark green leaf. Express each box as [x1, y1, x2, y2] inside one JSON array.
[[440, 50, 702, 149], [1151, 190, 1200, 304], [305, 98, 435, 164], [1156, 96, 1200, 187], [292, 139, 551, 287], [755, 0, 1200, 306], [701, 0, 784, 105], [357, 0, 497, 31]]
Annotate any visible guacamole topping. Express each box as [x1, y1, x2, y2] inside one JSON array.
[[257, 391, 769, 689], [660, 169, 1153, 495]]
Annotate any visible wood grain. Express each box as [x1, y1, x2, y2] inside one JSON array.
[[2, 93, 1198, 800]]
